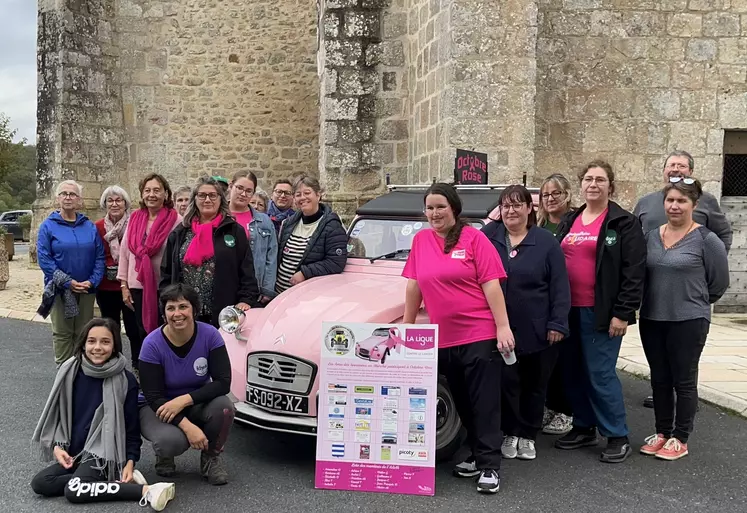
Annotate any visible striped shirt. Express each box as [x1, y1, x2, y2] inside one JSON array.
[[276, 218, 321, 293]]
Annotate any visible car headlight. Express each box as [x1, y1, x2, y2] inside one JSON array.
[[218, 306, 244, 334]]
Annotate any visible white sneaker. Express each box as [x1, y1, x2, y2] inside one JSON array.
[[543, 413, 573, 435], [476, 469, 500, 494], [501, 435, 519, 459], [139, 482, 175, 511], [132, 469, 148, 486], [517, 438, 536, 460]]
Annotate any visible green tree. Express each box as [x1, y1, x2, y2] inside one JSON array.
[[0, 113, 36, 211]]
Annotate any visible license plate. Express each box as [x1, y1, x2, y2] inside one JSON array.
[[246, 385, 309, 414]]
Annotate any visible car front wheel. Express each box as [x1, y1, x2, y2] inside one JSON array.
[[435, 375, 464, 462]]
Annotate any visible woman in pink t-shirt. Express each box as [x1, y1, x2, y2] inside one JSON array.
[[402, 183, 514, 495], [554, 161, 646, 464]]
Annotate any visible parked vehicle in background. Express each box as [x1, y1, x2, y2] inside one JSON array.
[[218, 184, 538, 462], [0, 210, 32, 241]]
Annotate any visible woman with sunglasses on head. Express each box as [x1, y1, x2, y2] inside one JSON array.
[[537, 173, 576, 436], [31, 317, 175, 510], [554, 160, 646, 464], [403, 183, 513, 494], [160, 176, 260, 326], [482, 185, 571, 462], [638, 178, 728, 461], [228, 171, 278, 303]]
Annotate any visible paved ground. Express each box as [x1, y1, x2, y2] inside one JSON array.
[[3, 318, 747, 513]]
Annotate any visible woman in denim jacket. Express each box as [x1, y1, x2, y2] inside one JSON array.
[[228, 171, 278, 303]]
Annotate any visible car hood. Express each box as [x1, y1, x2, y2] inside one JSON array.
[[244, 272, 408, 363]]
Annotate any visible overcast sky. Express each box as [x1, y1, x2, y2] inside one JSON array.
[[0, 0, 37, 143]]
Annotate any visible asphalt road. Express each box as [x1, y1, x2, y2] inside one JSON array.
[[2, 318, 746, 513]]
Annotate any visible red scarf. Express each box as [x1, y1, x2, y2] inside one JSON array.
[[127, 207, 178, 333], [184, 214, 223, 266]]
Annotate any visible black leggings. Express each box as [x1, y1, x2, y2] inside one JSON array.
[[96, 289, 141, 352], [130, 288, 148, 368], [31, 460, 143, 503]]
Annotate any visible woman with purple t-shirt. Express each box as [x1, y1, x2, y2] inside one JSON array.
[[138, 283, 235, 486]]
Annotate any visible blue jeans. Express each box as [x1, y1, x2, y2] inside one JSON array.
[[563, 307, 628, 438]]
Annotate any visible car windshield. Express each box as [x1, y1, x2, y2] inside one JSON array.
[[347, 218, 484, 260], [372, 328, 390, 337]]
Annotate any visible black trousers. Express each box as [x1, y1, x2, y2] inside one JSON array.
[[545, 339, 573, 415], [31, 460, 143, 503], [439, 339, 503, 470], [129, 288, 149, 368], [639, 318, 709, 443], [96, 289, 140, 352], [502, 344, 559, 440]]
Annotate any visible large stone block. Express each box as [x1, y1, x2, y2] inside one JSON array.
[[669, 121, 708, 155], [338, 121, 375, 143], [326, 147, 362, 168], [719, 38, 747, 64], [667, 13, 703, 37], [325, 40, 363, 67], [583, 121, 628, 152], [324, 98, 359, 120], [379, 120, 408, 140], [680, 90, 717, 121], [337, 69, 378, 96], [365, 41, 405, 66], [719, 92, 747, 127], [686, 39, 718, 62], [362, 143, 394, 165], [703, 12, 741, 36], [344, 12, 381, 38]]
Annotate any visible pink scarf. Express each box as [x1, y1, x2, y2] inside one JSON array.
[[184, 214, 223, 266], [103, 211, 129, 263], [127, 207, 178, 333]]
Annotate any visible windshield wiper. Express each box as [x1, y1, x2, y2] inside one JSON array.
[[369, 249, 411, 263]]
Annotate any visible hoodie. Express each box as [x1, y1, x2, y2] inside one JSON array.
[[37, 211, 105, 289]]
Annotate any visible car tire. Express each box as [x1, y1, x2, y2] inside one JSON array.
[[435, 375, 465, 462], [381, 349, 389, 364]]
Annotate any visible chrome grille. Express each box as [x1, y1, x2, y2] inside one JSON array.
[[247, 352, 315, 394], [357, 348, 370, 358]]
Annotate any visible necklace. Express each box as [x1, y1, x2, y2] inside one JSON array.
[[662, 221, 695, 249]]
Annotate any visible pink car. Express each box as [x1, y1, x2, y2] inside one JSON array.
[[355, 327, 402, 363], [219, 184, 537, 461]]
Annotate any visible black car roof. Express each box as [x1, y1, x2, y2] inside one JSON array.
[[356, 185, 533, 219]]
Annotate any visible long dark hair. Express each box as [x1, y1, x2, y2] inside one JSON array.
[[498, 185, 537, 228], [424, 183, 467, 254], [74, 317, 123, 362]]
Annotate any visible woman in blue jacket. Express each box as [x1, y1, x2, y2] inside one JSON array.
[[38, 180, 106, 366], [482, 185, 571, 461]]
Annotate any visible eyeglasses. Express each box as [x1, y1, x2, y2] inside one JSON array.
[[196, 192, 220, 201], [582, 176, 609, 185], [273, 189, 293, 197], [233, 184, 254, 196], [666, 163, 691, 171], [501, 203, 525, 212], [541, 191, 564, 200], [106, 198, 124, 205], [669, 176, 696, 185], [58, 192, 79, 199]]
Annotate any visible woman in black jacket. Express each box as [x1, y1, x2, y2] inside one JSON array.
[[160, 176, 260, 326], [554, 160, 646, 464], [275, 175, 348, 293]]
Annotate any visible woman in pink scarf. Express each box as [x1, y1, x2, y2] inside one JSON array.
[[117, 174, 181, 372], [160, 176, 259, 327]]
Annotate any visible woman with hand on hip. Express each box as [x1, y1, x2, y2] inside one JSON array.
[[402, 183, 513, 495], [554, 161, 646, 463], [482, 185, 571, 462], [160, 176, 260, 325], [117, 173, 181, 372], [31, 317, 175, 511], [638, 178, 728, 461]]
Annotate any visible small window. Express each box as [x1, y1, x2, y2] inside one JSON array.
[[722, 131, 747, 197]]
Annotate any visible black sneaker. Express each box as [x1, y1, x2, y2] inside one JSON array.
[[476, 469, 500, 494], [452, 457, 480, 478], [643, 396, 654, 408], [600, 436, 632, 463], [202, 453, 229, 485], [554, 427, 598, 450], [154, 456, 176, 477]]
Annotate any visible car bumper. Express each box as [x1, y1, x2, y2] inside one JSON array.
[[233, 401, 318, 436]]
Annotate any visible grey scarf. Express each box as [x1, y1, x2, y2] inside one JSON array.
[[31, 354, 128, 480]]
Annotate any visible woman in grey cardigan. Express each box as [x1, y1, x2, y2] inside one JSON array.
[[638, 177, 729, 462]]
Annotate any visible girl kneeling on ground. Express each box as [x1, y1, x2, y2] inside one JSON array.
[[30, 317, 175, 511], [139, 283, 235, 485]]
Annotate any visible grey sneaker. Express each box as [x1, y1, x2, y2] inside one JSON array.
[[543, 413, 574, 435], [202, 452, 229, 485], [154, 457, 175, 478], [476, 469, 500, 494], [501, 435, 519, 459], [517, 438, 536, 460], [452, 457, 480, 478]]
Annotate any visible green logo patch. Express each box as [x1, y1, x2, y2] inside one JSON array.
[[605, 229, 618, 246], [224, 234, 236, 247]]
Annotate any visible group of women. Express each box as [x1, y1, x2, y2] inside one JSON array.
[[32, 172, 349, 507], [403, 160, 729, 495]]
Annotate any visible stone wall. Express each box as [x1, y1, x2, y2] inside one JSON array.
[[535, 1, 747, 210]]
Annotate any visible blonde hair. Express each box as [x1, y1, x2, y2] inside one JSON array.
[[537, 173, 573, 226]]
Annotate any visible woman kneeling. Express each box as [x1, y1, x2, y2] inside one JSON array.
[[30, 317, 175, 511], [139, 283, 235, 485]]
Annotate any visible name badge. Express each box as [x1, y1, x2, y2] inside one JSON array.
[[451, 249, 466, 259]]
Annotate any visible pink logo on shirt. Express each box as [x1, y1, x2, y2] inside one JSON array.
[[563, 231, 598, 245], [404, 328, 436, 350]]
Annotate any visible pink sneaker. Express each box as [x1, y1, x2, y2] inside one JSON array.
[[640, 433, 667, 456], [655, 437, 689, 461]]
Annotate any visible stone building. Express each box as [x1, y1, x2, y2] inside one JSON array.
[[36, 0, 747, 308]]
